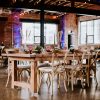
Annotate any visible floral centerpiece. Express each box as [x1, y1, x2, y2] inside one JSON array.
[[34, 45, 43, 53], [52, 47, 61, 54]]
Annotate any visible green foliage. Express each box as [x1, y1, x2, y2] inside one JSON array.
[[53, 47, 61, 53], [34, 46, 43, 53]]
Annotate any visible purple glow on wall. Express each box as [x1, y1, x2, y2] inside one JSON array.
[[60, 15, 65, 49], [12, 12, 22, 48]]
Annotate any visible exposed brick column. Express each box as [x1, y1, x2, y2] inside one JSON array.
[[4, 11, 21, 48], [65, 13, 78, 48], [4, 15, 12, 47], [60, 13, 78, 49], [0, 21, 6, 44]]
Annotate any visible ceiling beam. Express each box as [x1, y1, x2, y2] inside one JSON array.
[[71, 0, 75, 7], [69, 0, 100, 6], [0, 2, 100, 16], [44, 5, 100, 16]]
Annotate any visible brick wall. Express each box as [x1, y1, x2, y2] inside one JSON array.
[[0, 21, 6, 44], [0, 19, 12, 47], [4, 21, 12, 47]]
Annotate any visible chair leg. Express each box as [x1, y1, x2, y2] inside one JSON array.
[[93, 67, 98, 85], [6, 70, 11, 87], [46, 73, 51, 89], [67, 71, 70, 86], [37, 71, 45, 93], [17, 69, 22, 81], [37, 70, 40, 93], [63, 72, 67, 92], [95, 75, 98, 86], [51, 73, 54, 96], [57, 74, 61, 89], [71, 72, 74, 91], [68, 76, 70, 86]]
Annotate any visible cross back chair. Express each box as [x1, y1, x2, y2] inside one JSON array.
[[37, 52, 67, 95], [80, 49, 98, 88], [89, 49, 100, 86], [64, 50, 89, 90], [80, 50, 91, 87]]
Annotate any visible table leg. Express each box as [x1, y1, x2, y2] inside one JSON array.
[[87, 56, 91, 87], [11, 60, 17, 88], [30, 60, 38, 93]]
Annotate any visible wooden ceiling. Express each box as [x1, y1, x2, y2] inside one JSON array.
[[0, 0, 100, 16]]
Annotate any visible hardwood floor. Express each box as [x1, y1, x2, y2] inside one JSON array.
[[0, 62, 100, 100]]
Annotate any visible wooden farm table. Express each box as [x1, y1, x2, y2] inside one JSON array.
[[2, 52, 92, 93], [2, 52, 60, 94]]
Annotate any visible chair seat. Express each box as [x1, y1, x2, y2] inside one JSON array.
[[56, 67, 65, 72], [65, 64, 81, 70], [38, 62, 51, 68], [17, 65, 30, 69], [38, 66, 65, 73], [38, 67, 52, 72]]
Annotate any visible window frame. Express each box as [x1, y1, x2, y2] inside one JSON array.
[[79, 19, 100, 45]]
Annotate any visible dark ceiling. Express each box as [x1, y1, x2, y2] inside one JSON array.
[[0, 0, 100, 16]]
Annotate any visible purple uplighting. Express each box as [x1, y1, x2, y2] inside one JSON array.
[[12, 12, 22, 48], [60, 15, 65, 49]]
